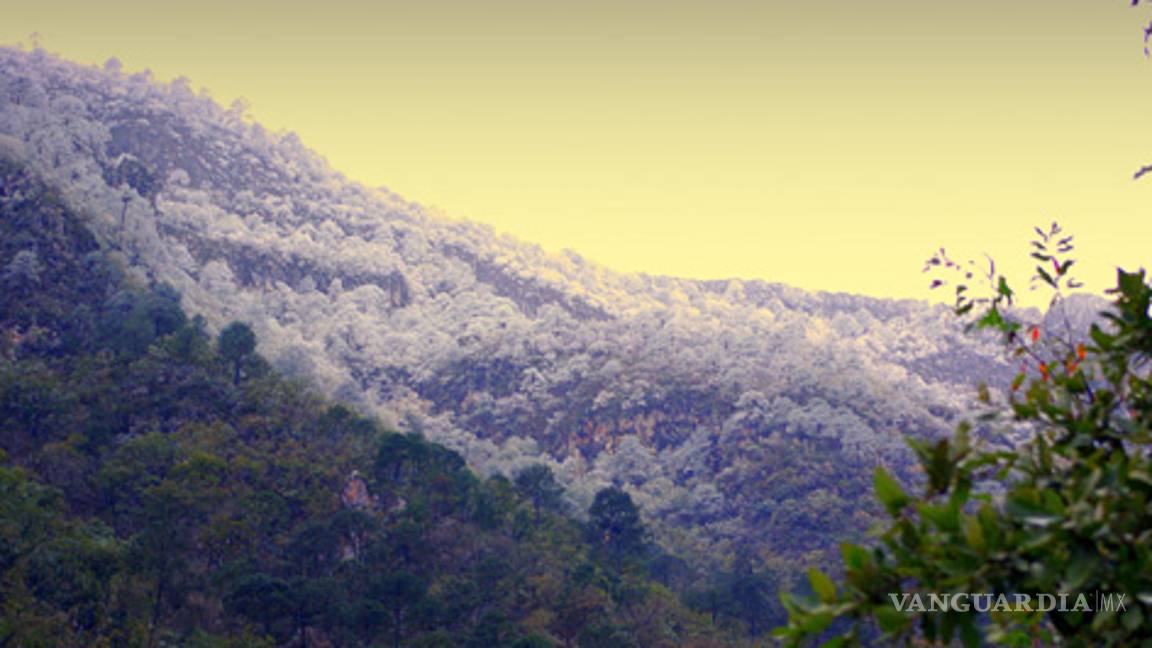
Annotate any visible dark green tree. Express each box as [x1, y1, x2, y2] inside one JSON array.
[[588, 487, 648, 573], [466, 609, 516, 648], [224, 573, 294, 638], [686, 581, 736, 627], [97, 285, 186, 356], [514, 463, 564, 525], [218, 321, 257, 385], [471, 475, 517, 530], [370, 571, 427, 648], [375, 433, 428, 484]]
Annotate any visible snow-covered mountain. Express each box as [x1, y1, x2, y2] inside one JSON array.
[[0, 46, 1013, 568]]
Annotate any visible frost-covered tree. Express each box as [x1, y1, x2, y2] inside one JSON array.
[[0, 43, 1002, 576], [4, 249, 43, 287]]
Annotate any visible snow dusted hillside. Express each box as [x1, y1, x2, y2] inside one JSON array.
[[0, 46, 1011, 567]]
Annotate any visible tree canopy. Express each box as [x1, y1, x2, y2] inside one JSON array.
[[0, 158, 737, 647], [776, 227, 1152, 646]]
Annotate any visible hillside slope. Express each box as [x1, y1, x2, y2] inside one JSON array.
[[0, 46, 1011, 572], [0, 155, 743, 647]]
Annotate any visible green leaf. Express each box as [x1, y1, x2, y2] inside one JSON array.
[[841, 543, 869, 571], [957, 613, 981, 648], [800, 611, 834, 635], [1006, 492, 1058, 525], [918, 502, 960, 533], [997, 276, 1014, 300], [976, 307, 1007, 332], [1089, 324, 1113, 350], [874, 467, 909, 516], [925, 439, 955, 495], [808, 568, 837, 603], [1063, 552, 1096, 590], [874, 604, 910, 633], [1122, 606, 1143, 632], [1011, 373, 1025, 392], [962, 515, 985, 553]]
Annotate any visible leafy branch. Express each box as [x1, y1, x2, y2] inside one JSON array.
[[775, 227, 1152, 647]]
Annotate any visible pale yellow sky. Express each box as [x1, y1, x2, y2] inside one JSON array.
[[3, 1, 1151, 304]]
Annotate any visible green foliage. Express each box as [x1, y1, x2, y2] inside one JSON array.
[[685, 564, 785, 637], [0, 463, 125, 645], [97, 285, 187, 356], [515, 463, 564, 524], [588, 487, 649, 571], [777, 227, 1152, 646], [217, 320, 256, 384], [0, 161, 736, 646]]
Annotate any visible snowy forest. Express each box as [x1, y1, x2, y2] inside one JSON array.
[[9, 39, 1139, 645], [12, 0, 1152, 642], [0, 45, 1034, 574]]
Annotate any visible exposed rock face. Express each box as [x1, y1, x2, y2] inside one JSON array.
[[340, 470, 377, 511], [339, 470, 380, 562]]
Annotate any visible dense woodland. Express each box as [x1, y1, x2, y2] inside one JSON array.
[[0, 46, 1020, 585], [0, 157, 791, 646], [7, 10, 1151, 640]]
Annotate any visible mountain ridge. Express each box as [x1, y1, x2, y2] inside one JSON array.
[[0, 45, 1017, 571]]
